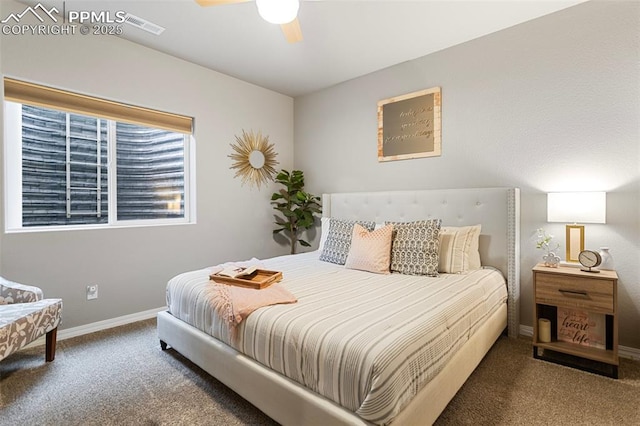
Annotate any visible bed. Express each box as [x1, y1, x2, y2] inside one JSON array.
[[157, 187, 520, 425]]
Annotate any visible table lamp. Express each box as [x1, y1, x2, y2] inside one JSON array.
[[547, 192, 606, 263]]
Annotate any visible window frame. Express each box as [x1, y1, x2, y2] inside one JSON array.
[[3, 100, 196, 233]]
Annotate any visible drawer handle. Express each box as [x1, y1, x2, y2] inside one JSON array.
[[558, 289, 589, 298]]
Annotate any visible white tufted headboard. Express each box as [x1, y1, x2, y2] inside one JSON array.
[[322, 187, 520, 338]]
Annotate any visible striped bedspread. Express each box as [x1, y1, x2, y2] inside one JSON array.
[[166, 251, 507, 425]]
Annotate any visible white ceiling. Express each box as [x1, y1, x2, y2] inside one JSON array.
[[18, 0, 585, 97]]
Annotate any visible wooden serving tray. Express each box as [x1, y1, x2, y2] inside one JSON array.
[[209, 269, 283, 290]]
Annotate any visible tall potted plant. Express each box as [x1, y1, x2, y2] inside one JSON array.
[[271, 169, 321, 254]]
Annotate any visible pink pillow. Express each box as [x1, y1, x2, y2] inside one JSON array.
[[344, 224, 394, 274]]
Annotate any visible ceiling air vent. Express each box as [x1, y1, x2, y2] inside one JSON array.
[[123, 13, 165, 36]]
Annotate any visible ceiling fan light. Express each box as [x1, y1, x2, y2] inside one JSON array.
[[256, 0, 299, 25]]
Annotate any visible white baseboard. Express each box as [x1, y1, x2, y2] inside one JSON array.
[[619, 345, 640, 360], [519, 324, 533, 337], [24, 306, 167, 349], [24, 315, 640, 362], [519, 324, 640, 360]]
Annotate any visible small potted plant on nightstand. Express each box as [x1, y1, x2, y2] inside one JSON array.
[[535, 228, 561, 267], [271, 169, 321, 255]]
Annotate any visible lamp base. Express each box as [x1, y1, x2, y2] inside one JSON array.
[[565, 224, 585, 263]]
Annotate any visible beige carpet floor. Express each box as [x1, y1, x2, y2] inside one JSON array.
[[1, 318, 639, 425]]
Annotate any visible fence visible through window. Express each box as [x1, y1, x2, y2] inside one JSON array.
[[19, 104, 186, 227]]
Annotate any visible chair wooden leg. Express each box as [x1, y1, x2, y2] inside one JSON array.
[[45, 327, 58, 362]]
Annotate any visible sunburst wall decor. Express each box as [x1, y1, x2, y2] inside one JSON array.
[[228, 130, 279, 189]]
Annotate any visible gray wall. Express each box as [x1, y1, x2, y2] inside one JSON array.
[[294, 1, 640, 349], [0, 0, 294, 329]]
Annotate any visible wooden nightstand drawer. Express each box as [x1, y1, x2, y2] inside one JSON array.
[[535, 273, 613, 313]]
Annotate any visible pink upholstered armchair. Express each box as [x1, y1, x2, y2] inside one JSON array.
[[0, 277, 63, 362]]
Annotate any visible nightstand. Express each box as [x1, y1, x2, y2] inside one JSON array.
[[532, 264, 618, 378]]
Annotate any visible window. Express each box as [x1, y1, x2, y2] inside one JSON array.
[[4, 79, 194, 231]]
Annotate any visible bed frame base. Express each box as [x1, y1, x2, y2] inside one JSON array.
[[157, 304, 506, 425]]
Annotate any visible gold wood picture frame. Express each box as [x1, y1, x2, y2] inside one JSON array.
[[565, 225, 585, 263], [377, 86, 441, 162]]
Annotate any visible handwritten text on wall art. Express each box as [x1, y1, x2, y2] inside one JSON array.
[[377, 87, 441, 162]]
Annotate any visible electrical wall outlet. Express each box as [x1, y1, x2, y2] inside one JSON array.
[[86, 284, 98, 300]]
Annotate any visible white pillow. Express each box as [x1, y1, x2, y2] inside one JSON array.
[[318, 217, 330, 251], [345, 224, 394, 274], [438, 225, 481, 273]]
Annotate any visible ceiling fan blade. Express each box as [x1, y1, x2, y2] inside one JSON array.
[[195, 0, 250, 6], [281, 18, 303, 43]]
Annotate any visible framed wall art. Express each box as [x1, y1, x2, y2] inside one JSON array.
[[377, 86, 441, 162]]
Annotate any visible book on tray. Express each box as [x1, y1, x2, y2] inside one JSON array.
[[215, 265, 258, 279]]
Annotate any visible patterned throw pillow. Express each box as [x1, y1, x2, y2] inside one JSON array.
[[439, 225, 482, 273], [345, 224, 394, 274], [319, 219, 376, 265], [386, 219, 442, 277]]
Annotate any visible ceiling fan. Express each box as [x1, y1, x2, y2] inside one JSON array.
[[196, 0, 303, 43]]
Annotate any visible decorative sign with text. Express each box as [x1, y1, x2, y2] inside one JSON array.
[[377, 87, 441, 162], [557, 308, 605, 349]]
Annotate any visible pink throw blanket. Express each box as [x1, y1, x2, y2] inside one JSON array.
[[206, 262, 297, 338]]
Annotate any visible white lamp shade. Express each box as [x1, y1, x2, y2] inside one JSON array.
[[256, 0, 299, 24], [547, 192, 606, 224]]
